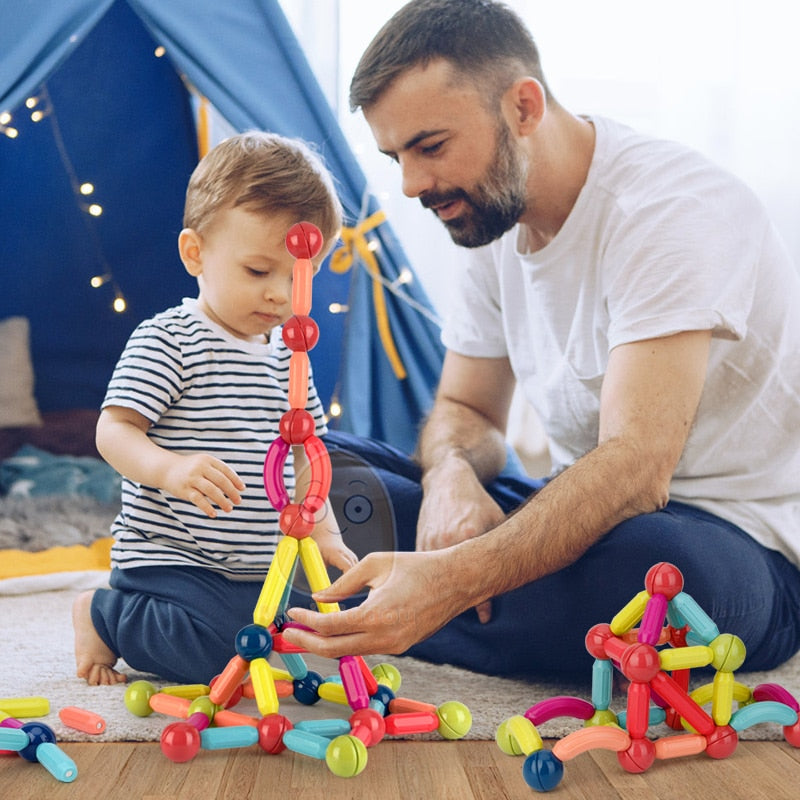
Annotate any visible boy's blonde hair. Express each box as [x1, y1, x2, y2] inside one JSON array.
[[184, 131, 342, 250]]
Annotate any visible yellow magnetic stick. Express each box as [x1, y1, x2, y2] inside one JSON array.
[[253, 536, 299, 626], [0, 697, 50, 718], [711, 670, 735, 725], [690, 681, 751, 708], [250, 657, 279, 716], [659, 645, 713, 671], [160, 684, 210, 699], [609, 590, 650, 635], [269, 666, 294, 682], [318, 682, 348, 705], [507, 715, 543, 756], [298, 536, 340, 613]]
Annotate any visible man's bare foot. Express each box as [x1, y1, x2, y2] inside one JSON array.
[[72, 590, 127, 685]]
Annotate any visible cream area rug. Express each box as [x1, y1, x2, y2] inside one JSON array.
[[2, 575, 799, 744]]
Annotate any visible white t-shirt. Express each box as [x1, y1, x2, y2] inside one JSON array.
[[442, 116, 800, 565], [102, 298, 327, 577]]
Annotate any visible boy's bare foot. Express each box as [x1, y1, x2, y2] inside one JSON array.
[[72, 590, 127, 685]]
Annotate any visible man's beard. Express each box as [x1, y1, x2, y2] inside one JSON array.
[[421, 123, 528, 248]]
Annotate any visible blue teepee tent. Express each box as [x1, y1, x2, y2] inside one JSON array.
[[0, 0, 444, 453]]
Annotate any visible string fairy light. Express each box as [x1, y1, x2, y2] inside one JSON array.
[[5, 83, 128, 313], [0, 110, 18, 138]]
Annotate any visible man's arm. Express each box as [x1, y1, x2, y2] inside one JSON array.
[[285, 329, 712, 657], [415, 351, 516, 552], [445, 328, 713, 598]]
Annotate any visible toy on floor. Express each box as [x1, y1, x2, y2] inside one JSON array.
[[125, 222, 470, 775], [496, 562, 800, 792], [0, 698, 78, 783]]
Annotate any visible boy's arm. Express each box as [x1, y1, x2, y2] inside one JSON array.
[[96, 405, 244, 517], [293, 444, 357, 571]]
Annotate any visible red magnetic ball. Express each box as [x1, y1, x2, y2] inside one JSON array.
[[282, 315, 320, 352], [585, 623, 614, 659], [644, 562, 684, 599], [783, 720, 800, 747], [705, 725, 739, 759], [257, 714, 293, 754], [279, 408, 316, 444], [350, 708, 386, 747], [279, 502, 315, 538], [617, 738, 655, 773], [286, 221, 323, 259], [620, 642, 661, 682], [161, 721, 201, 763]]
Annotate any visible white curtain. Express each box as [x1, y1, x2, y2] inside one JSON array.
[[282, 0, 800, 316]]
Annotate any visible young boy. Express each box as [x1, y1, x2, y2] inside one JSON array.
[[73, 132, 356, 685]]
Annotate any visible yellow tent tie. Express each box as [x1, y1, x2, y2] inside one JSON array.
[[331, 210, 407, 380], [197, 96, 210, 157]]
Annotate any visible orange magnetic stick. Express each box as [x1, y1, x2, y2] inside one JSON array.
[[58, 706, 106, 734]]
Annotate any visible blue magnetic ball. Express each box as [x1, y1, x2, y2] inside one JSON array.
[[19, 722, 57, 762], [371, 685, 396, 714], [293, 670, 323, 705], [522, 750, 564, 792], [234, 623, 273, 660]]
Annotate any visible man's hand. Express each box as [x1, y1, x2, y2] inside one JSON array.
[[416, 458, 505, 623], [417, 459, 505, 551], [283, 549, 469, 658]]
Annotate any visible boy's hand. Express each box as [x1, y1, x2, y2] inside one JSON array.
[[314, 528, 358, 573], [163, 453, 246, 517]]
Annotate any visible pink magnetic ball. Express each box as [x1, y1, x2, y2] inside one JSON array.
[[282, 315, 320, 352], [286, 221, 323, 259], [644, 562, 684, 599]]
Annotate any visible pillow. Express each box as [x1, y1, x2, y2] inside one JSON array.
[[0, 317, 42, 428]]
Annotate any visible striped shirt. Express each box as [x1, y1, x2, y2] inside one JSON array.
[[102, 298, 327, 577]]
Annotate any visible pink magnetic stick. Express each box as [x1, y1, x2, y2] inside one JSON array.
[[339, 655, 370, 710], [525, 696, 594, 725], [263, 437, 290, 510], [753, 683, 799, 712], [638, 593, 668, 645]]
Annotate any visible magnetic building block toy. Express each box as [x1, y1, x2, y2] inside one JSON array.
[[496, 562, 800, 792], [125, 222, 471, 775], [0, 698, 78, 783]]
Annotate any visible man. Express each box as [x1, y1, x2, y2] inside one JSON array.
[[285, 0, 800, 677]]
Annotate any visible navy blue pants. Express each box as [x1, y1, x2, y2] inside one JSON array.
[[92, 430, 800, 684]]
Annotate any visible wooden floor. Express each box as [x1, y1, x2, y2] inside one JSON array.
[[3, 739, 800, 799]]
